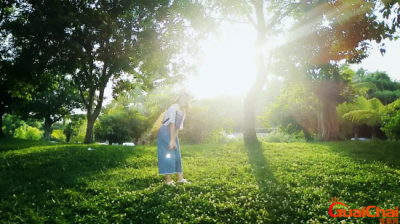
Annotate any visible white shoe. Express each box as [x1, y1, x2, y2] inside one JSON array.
[[165, 180, 175, 186], [177, 179, 191, 184]]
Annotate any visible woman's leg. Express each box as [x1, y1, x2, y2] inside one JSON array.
[[177, 173, 183, 181], [165, 174, 172, 183]]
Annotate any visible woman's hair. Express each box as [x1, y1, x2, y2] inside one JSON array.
[[174, 92, 191, 110]]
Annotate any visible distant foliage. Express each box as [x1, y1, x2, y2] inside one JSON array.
[[353, 70, 400, 104], [95, 113, 132, 145], [94, 104, 149, 145], [51, 130, 66, 142], [259, 131, 306, 143], [259, 83, 318, 141], [65, 115, 87, 143], [2, 115, 28, 136], [179, 106, 235, 144], [70, 120, 87, 144]]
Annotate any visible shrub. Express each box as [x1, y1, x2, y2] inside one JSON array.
[[51, 129, 66, 142], [381, 112, 400, 140], [13, 125, 27, 139], [14, 125, 43, 140], [25, 126, 43, 140]]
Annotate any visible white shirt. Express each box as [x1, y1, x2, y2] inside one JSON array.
[[162, 104, 185, 130]]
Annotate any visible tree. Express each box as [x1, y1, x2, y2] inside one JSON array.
[[211, 0, 400, 143], [1, 0, 57, 137], [1, 4, 18, 137], [12, 0, 213, 144], [0, 63, 34, 138], [18, 74, 81, 140], [270, 0, 400, 141], [208, 0, 307, 143]]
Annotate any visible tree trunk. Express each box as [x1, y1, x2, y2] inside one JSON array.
[[0, 112, 4, 138], [243, 87, 259, 143], [243, 77, 266, 143], [84, 115, 95, 144], [371, 126, 376, 140], [354, 126, 359, 140], [43, 117, 53, 141], [65, 122, 72, 143], [317, 102, 322, 140], [329, 101, 340, 140], [320, 99, 340, 141], [243, 43, 266, 143], [243, 0, 267, 144], [303, 128, 312, 141], [82, 79, 106, 144], [65, 133, 71, 143]]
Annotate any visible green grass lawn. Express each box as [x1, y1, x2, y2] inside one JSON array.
[[1, 138, 400, 223]]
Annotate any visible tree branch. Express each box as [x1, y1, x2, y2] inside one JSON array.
[[53, 109, 74, 123], [88, 87, 95, 114], [265, 3, 299, 32], [0, 4, 5, 22], [93, 62, 109, 119], [252, 0, 266, 34], [246, 13, 257, 29], [209, 17, 252, 25], [0, 1, 11, 22], [93, 86, 105, 119], [72, 73, 89, 109]]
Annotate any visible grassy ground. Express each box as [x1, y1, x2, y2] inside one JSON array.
[[1, 138, 400, 223]]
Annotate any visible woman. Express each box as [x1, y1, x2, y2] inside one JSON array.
[[157, 92, 191, 185]]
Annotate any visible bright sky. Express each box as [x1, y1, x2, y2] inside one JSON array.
[[184, 23, 257, 99], [185, 24, 400, 100], [349, 39, 400, 81], [101, 22, 400, 104]]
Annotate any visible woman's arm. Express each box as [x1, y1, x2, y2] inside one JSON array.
[[169, 123, 176, 142], [174, 129, 180, 139], [168, 124, 177, 149]]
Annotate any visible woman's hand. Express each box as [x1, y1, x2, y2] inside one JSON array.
[[168, 140, 177, 150]]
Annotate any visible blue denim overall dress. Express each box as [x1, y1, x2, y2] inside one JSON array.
[[157, 109, 184, 175]]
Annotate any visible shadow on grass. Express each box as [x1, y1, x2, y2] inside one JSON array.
[[243, 140, 400, 223], [0, 138, 62, 153], [245, 140, 279, 186], [324, 140, 400, 169], [243, 141, 302, 222], [0, 145, 155, 198], [316, 141, 400, 219]]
